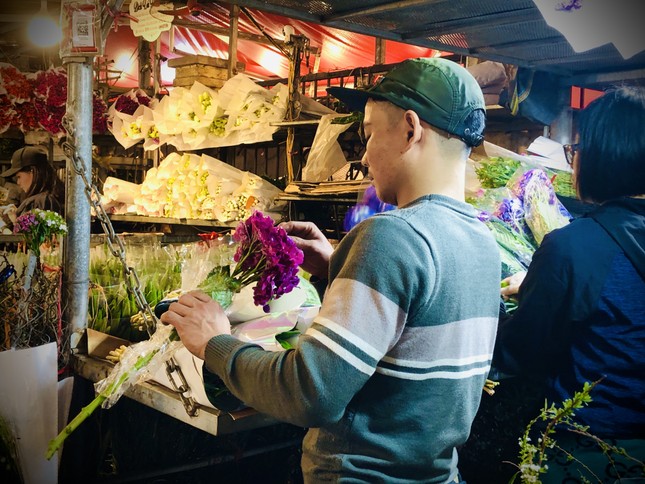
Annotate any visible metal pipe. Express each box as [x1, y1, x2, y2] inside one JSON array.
[[63, 58, 94, 350]]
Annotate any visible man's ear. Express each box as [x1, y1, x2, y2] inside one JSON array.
[[403, 110, 423, 147]]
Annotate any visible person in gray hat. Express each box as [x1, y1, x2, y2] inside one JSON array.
[[162, 58, 501, 483], [0, 146, 64, 216]]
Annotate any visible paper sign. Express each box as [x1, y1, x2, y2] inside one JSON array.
[[129, 1, 173, 42]]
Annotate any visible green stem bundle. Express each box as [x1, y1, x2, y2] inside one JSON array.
[[46, 330, 176, 459]]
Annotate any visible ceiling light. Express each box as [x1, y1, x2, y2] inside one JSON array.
[[27, 0, 62, 48]]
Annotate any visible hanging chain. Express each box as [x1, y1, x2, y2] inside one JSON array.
[[62, 115, 199, 416]]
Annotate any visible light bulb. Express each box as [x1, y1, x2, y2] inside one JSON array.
[[27, 1, 62, 48]]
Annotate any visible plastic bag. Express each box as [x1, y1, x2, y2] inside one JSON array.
[[302, 113, 353, 182]]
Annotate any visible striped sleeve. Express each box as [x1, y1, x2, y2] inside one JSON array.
[[204, 216, 431, 426]]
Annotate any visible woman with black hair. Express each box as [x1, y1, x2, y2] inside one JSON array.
[[493, 86, 645, 482], [0, 146, 65, 216]]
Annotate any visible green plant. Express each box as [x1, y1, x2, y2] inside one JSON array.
[[510, 380, 645, 483]]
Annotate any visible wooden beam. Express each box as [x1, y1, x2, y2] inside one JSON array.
[[228, 4, 240, 79], [375, 37, 385, 65]]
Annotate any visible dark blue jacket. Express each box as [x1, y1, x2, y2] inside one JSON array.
[[493, 198, 645, 439]]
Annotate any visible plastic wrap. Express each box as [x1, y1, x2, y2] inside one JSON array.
[[108, 75, 288, 151], [102, 177, 141, 205], [302, 114, 353, 182], [94, 323, 181, 408], [508, 168, 571, 244]]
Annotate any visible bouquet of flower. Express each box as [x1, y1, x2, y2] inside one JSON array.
[[46, 211, 303, 459], [0, 63, 32, 104], [13, 209, 67, 258], [508, 169, 571, 245]]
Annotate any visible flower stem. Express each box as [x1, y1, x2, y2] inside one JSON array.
[[45, 393, 107, 460], [45, 336, 165, 460]]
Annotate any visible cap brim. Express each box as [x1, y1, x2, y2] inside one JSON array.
[[0, 166, 20, 178], [327, 86, 387, 113]]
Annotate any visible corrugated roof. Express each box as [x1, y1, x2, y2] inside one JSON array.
[[224, 0, 645, 87]]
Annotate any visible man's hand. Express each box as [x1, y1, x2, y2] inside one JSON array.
[[160, 290, 231, 360], [279, 221, 333, 279], [500, 271, 527, 299]]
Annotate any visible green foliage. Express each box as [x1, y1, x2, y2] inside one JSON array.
[[511, 380, 645, 483], [330, 111, 364, 125], [550, 171, 577, 198], [475, 157, 522, 188]]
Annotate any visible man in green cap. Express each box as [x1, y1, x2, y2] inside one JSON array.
[[164, 57, 501, 483]]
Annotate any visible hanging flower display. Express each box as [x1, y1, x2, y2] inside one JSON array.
[[0, 95, 16, 134], [33, 67, 67, 108], [113, 88, 154, 116], [0, 63, 32, 103], [0, 63, 112, 136], [16, 100, 40, 133], [93, 94, 109, 134]]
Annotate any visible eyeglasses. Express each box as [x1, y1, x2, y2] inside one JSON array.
[[563, 143, 579, 166]]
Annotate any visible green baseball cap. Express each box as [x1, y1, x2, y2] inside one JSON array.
[[327, 57, 486, 147]]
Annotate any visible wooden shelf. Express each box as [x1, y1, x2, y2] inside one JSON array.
[[0, 234, 23, 243], [72, 354, 277, 436], [107, 214, 237, 229], [278, 194, 358, 204]]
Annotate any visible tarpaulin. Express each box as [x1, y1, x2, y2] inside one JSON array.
[[103, 4, 437, 89]]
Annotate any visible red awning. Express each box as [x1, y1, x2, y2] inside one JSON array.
[[103, 5, 438, 90]]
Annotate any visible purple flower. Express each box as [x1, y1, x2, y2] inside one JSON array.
[[231, 211, 304, 311], [495, 197, 527, 234], [114, 95, 140, 115], [477, 210, 491, 223], [556, 0, 582, 12], [344, 185, 395, 232], [13, 212, 38, 234], [510, 169, 550, 201]]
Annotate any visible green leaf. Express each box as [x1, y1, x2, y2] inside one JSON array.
[[275, 329, 300, 350]]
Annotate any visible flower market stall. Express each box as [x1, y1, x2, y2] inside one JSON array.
[[1, 0, 644, 482]]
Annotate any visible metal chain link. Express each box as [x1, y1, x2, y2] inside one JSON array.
[[62, 116, 199, 416]]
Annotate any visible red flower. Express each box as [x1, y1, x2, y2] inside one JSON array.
[[0, 95, 16, 133], [34, 67, 67, 107], [93, 93, 108, 134], [0, 64, 32, 103], [16, 101, 40, 133]]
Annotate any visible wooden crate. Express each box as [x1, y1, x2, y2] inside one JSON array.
[[168, 54, 245, 89]]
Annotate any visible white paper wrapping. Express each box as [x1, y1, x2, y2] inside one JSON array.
[[118, 151, 284, 221], [108, 75, 289, 151], [102, 176, 141, 205], [302, 114, 353, 182], [0, 343, 59, 484], [149, 306, 316, 409]]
